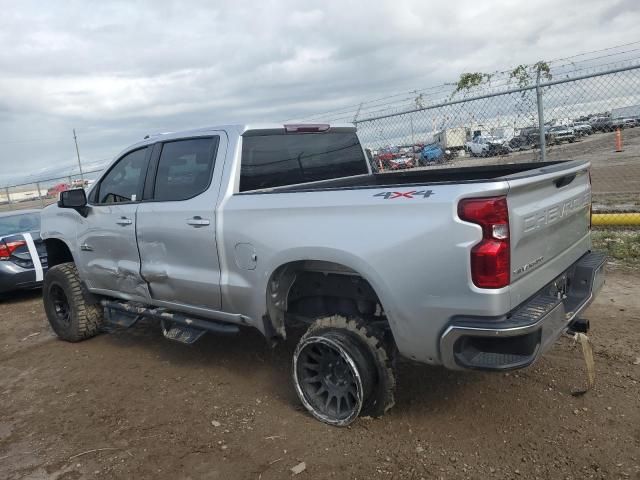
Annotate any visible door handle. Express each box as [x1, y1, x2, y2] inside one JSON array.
[[187, 216, 210, 227], [116, 217, 133, 226]]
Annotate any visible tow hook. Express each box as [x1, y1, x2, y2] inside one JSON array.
[[568, 318, 590, 334]]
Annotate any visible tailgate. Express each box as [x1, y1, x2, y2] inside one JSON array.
[[507, 161, 591, 290]]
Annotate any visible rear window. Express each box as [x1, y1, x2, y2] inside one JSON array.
[[240, 132, 367, 192], [0, 213, 40, 237]]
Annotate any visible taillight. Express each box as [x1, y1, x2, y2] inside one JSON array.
[[458, 196, 510, 288], [0, 239, 27, 259]]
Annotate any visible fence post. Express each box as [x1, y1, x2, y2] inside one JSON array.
[[536, 70, 547, 162], [4, 187, 12, 210], [36, 182, 45, 208]]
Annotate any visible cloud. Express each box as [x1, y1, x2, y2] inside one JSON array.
[[0, 0, 639, 185]]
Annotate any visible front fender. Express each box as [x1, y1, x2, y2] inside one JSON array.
[[40, 206, 81, 265]]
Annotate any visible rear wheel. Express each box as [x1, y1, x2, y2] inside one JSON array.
[[43, 263, 104, 342], [292, 316, 396, 426]]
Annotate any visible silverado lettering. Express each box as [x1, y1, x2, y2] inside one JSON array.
[[523, 192, 590, 233]]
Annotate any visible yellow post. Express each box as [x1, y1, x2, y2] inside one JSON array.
[[592, 213, 640, 226]]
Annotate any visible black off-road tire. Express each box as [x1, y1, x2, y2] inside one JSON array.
[[293, 315, 396, 426], [43, 263, 103, 342]]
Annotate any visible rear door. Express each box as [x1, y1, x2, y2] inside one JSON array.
[[136, 133, 225, 311], [507, 162, 591, 287], [77, 147, 151, 300]]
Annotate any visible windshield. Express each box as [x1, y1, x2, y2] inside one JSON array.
[[240, 132, 367, 191], [0, 213, 40, 237]]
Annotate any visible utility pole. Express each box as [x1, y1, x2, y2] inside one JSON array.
[[73, 128, 84, 183]]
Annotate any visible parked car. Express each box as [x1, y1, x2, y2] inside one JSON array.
[[40, 123, 605, 426], [611, 117, 627, 130], [509, 127, 540, 151], [466, 135, 510, 157], [616, 117, 637, 128], [570, 122, 593, 136], [589, 117, 614, 132], [547, 125, 576, 145], [379, 155, 415, 170], [0, 210, 47, 295], [420, 143, 445, 164]]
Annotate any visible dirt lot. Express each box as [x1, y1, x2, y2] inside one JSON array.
[[1, 268, 639, 480]]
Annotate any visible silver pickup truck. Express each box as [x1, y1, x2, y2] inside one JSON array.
[[40, 124, 605, 426]]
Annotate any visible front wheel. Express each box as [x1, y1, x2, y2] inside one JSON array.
[[292, 316, 396, 426], [43, 263, 104, 342]]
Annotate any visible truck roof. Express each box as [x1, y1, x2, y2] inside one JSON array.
[[137, 123, 356, 144], [107, 123, 358, 174]]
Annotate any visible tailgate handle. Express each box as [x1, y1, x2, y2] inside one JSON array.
[[554, 174, 576, 188]]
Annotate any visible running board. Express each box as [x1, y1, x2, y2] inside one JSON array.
[[162, 324, 207, 344], [104, 306, 141, 328], [101, 301, 240, 342]]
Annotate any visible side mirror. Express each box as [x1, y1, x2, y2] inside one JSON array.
[[58, 188, 87, 213]]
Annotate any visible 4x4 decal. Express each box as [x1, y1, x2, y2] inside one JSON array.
[[373, 190, 434, 200]]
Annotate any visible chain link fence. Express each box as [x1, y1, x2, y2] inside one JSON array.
[[2, 61, 639, 265], [0, 169, 104, 213], [348, 62, 640, 267], [353, 64, 640, 225]]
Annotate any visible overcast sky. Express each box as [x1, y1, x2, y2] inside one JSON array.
[[1, 0, 639, 185]]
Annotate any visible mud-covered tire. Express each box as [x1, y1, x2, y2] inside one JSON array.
[[43, 263, 103, 342], [292, 315, 396, 426]]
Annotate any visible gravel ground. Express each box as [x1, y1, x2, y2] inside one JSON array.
[[1, 268, 639, 480]]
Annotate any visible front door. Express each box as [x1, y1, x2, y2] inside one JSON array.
[[77, 147, 151, 301], [136, 134, 224, 311]]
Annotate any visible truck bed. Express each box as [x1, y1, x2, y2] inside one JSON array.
[[250, 160, 585, 193]]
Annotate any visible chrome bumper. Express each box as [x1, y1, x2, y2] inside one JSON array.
[[440, 251, 606, 371]]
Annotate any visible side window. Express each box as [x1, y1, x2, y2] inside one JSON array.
[[153, 137, 218, 201], [97, 148, 148, 204]]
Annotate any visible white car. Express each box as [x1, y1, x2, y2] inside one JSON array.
[[465, 135, 508, 157]]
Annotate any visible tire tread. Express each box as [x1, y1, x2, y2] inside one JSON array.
[[44, 263, 103, 342]]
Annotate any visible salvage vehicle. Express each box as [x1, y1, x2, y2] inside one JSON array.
[[379, 154, 416, 170], [40, 123, 605, 426], [570, 122, 593, 137], [589, 116, 614, 132], [509, 127, 540, 151], [0, 210, 47, 294], [547, 125, 576, 145], [420, 143, 445, 165], [466, 135, 510, 157]]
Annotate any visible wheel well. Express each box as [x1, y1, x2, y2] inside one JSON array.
[[265, 261, 387, 340], [44, 239, 74, 268]]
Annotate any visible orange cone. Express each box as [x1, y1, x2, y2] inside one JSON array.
[[615, 128, 623, 152]]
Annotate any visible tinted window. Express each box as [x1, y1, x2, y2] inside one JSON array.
[[0, 213, 40, 236], [154, 137, 218, 201], [240, 132, 367, 192], [98, 148, 148, 204]]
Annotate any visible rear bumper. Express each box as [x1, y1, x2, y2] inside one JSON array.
[[439, 251, 606, 371], [0, 262, 42, 294]]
